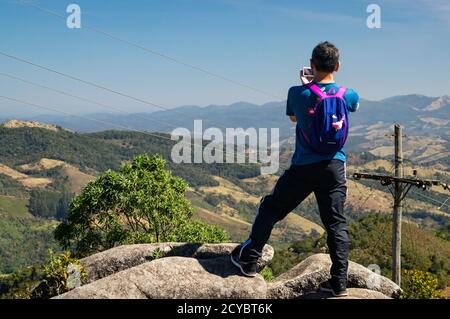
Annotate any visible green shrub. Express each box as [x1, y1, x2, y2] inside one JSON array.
[[401, 269, 445, 299], [30, 250, 87, 299]]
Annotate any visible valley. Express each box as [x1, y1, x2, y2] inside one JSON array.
[[0, 118, 448, 275]]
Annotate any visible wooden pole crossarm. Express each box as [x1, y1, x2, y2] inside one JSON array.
[[353, 172, 448, 191]]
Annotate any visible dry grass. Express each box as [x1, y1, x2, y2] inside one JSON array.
[[200, 176, 260, 205], [19, 158, 66, 170], [280, 213, 325, 235], [1, 119, 63, 132], [241, 174, 278, 194], [0, 164, 52, 188], [19, 158, 95, 193], [60, 165, 95, 193], [192, 207, 252, 241]]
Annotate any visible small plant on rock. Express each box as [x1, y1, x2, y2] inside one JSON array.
[[30, 250, 87, 299]]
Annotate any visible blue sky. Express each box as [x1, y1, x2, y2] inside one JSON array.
[[0, 0, 449, 114]]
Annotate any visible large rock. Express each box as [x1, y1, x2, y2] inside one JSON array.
[[81, 243, 274, 284], [53, 247, 395, 299], [55, 256, 267, 299], [268, 254, 401, 299], [80, 243, 182, 284]]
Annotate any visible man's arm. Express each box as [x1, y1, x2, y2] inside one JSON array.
[[286, 87, 297, 122]]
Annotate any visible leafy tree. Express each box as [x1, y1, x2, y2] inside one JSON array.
[[55, 154, 228, 256]]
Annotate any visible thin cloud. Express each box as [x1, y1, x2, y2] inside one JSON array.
[[388, 0, 450, 26], [422, 0, 450, 25], [219, 0, 363, 24], [272, 6, 363, 25]]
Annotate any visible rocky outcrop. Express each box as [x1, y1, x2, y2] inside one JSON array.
[[1, 119, 65, 132], [80, 243, 274, 284], [56, 256, 267, 299], [267, 254, 401, 299], [54, 244, 399, 299]]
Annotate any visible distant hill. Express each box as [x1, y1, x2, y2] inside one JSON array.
[[11, 94, 448, 169], [17, 94, 448, 138]]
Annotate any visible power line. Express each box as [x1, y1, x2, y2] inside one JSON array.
[[0, 72, 179, 129], [16, 0, 283, 101], [0, 94, 171, 140], [349, 172, 380, 209], [0, 51, 189, 118], [0, 71, 258, 164], [409, 189, 450, 212], [0, 50, 230, 130], [357, 182, 378, 211], [0, 94, 250, 163], [0, 51, 250, 134], [0, 51, 280, 160]]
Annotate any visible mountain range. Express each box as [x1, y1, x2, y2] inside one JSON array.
[[2, 93, 448, 169], [1, 94, 448, 137]]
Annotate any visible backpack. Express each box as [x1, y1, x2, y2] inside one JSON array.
[[300, 83, 349, 154]]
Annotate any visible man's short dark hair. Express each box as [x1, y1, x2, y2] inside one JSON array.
[[311, 41, 340, 73]]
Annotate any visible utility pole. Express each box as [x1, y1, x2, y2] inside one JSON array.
[[392, 124, 403, 284], [353, 123, 449, 286]]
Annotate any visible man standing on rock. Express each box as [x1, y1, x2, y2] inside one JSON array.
[[231, 41, 360, 297]]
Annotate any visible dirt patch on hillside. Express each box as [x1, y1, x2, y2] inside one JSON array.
[[19, 158, 95, 193], [1, 119, 62, 132], [0, 164, 52, 188]]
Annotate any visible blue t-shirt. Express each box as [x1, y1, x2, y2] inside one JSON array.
[[286, 82, 360, 166]]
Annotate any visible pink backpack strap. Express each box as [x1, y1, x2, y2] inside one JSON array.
[[307, 83, 326, 98], [336, 87, 347, 98]]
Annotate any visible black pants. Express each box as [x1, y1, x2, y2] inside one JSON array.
[[247, 159, 349, 284]]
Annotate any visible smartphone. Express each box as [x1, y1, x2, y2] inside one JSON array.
[[301, 67, 314, 78]]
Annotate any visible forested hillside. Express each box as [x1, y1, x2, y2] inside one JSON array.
[[0, 123, 448, 298]]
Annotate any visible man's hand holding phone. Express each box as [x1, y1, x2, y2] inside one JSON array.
[[300, 67, 314, 85]]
